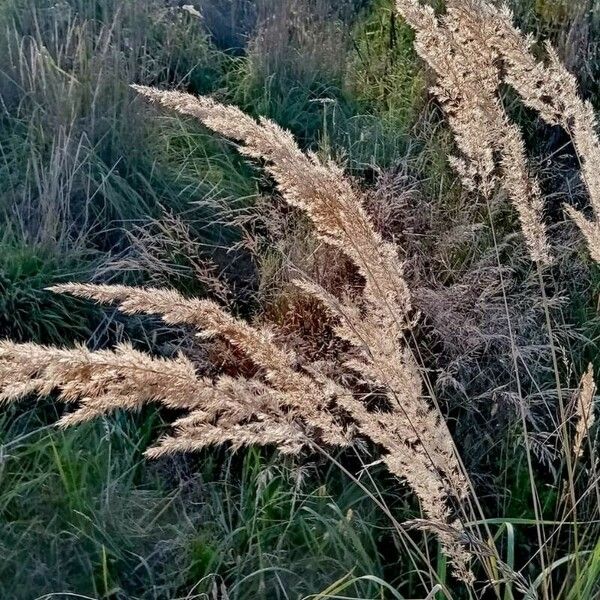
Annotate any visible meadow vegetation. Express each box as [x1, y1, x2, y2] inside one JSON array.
[[1, 0, 600, 598]]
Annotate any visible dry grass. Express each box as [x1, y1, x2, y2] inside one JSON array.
[[2, 0, 600, 596], [1, 91, 472, 577]]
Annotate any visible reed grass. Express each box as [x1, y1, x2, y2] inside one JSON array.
[[2, 0, 600, 598]]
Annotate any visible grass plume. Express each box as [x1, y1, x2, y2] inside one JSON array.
[[1, 92, 472, 578]]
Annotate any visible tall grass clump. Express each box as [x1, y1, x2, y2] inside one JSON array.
[[1, 403, 390, 599], [219, 0, 429, 173], [0, 0, 257, 335], [2, 0, 600, 598], [0, 84, 474, 579], [224, 0, 364, 146]]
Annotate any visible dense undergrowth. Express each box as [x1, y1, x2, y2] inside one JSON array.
[[1, 0, 600, 598]]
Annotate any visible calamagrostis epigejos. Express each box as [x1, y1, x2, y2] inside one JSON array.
[[0, 89, 472, 579]]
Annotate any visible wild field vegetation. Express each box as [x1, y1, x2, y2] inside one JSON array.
[[1, 0, 600, 598]]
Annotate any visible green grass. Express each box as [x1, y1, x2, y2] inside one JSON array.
[[0, 0, 256, 258], [0, 239, 101, 344], [0, 406, 399, 599], [0, 405, 180, 599]]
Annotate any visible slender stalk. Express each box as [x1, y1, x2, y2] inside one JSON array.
[[536, 264, 582, 590]]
